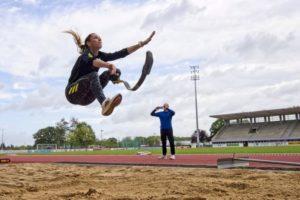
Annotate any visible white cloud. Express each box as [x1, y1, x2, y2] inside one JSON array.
[[0, 93, 14, 100], [0, 82, 4, 90], [22, 0, 39, 5], [141, 0, 206, 30], [7, 6, 21, 13], [229, 32, 296, 61], [13, 81, 34, 90]]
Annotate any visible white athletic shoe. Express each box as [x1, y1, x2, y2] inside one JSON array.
[[170, 155, 176, 160], [158, 155, 167, 159], [101, 94, 122, 116]]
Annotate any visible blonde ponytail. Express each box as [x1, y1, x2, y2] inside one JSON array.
[[63, 30, 86, 54]]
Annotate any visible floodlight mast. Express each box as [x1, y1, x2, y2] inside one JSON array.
[[190, 66, 200, 147]]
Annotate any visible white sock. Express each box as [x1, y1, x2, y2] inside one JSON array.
[[102, 98, 109, 107]]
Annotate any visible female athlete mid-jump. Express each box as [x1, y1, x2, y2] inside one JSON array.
[[65, 30, 155, 116]]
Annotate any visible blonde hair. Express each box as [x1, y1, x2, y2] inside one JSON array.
[[64, 30, 90, 54]]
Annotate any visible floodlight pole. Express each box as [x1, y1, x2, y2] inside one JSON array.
[[1, 129, 4, 150], [1, 129, 3, 148], [190, 66, 200, 147], [100, 129, 104, 141]]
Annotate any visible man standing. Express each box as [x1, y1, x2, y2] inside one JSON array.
[[151, 103, 176, 160]]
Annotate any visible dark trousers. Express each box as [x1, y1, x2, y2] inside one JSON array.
[[65, 70, 118, 106], [160, 129, 175, 156]]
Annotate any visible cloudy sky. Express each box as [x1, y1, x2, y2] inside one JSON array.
[[0, 0, 299, 145]]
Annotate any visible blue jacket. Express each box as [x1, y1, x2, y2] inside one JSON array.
[[151, 108, 175, 130]]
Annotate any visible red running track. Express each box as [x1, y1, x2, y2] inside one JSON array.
[[2, 154, 300, 170]]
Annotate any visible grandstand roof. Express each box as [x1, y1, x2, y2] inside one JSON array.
[[210, 106, 300, 120]]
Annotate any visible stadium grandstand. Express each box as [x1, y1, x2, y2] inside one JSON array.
[[210, 107, 300, 147]]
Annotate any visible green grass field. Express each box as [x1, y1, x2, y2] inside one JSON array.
[[10, 145, 300, 155]]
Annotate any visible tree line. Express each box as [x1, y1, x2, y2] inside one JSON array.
[[31, 118, 199, 149], [1, 118, 224, 150]]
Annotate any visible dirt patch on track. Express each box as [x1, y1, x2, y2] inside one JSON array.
[[0, 164, 299, 200]]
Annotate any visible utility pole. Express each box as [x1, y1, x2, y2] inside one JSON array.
[[190, 66, 200, 147]]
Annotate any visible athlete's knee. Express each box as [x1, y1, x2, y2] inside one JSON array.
[[110, 68, 121, 82], [89, 71, 98, 78], [116, 68, 121, 75], [99, 70, 111, 80], [87, 72, 100, 82]]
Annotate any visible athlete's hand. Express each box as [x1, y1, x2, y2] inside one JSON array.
[[109, 64, 117, 75], [141, 31, 155, 46], [156, 106, 162, 110]]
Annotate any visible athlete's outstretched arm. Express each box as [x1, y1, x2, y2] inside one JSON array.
[[93, 59, 117, 75], [101, 31, 155, 61], [127, 31, 155, 54]]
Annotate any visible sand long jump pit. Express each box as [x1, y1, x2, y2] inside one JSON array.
[[0, 163, 299, 200]]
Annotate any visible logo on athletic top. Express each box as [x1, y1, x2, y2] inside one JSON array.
[[88, 52, 93, 59]]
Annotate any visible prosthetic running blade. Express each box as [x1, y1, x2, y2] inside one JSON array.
[[114, 51, 153, 91]]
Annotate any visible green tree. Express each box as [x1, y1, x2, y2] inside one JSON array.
[[133, 136, 147, 147], [67, 122, 96, 148], [56, 118, 69, 131], [96, 137, 119, 148], [209, 119, 225, 137], [105, 137, 118, 148], [33, 127, 57, 146], [53, 127, 67, 147], [121, 137, 134, 147], [146, 136, 160, 146], [54, 118, 69, 147], [0, 142, 5, 149], [191, 129, 208, 143], [32, 118, 84, 148], [70, 117, 79, 130], [174, 136, 191, 141], [33, 118, 72, 148]]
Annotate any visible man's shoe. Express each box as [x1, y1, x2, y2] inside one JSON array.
[[169, 155, 176, 160], [158, 155, 167, 159], [101, 94, 122, 116]]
